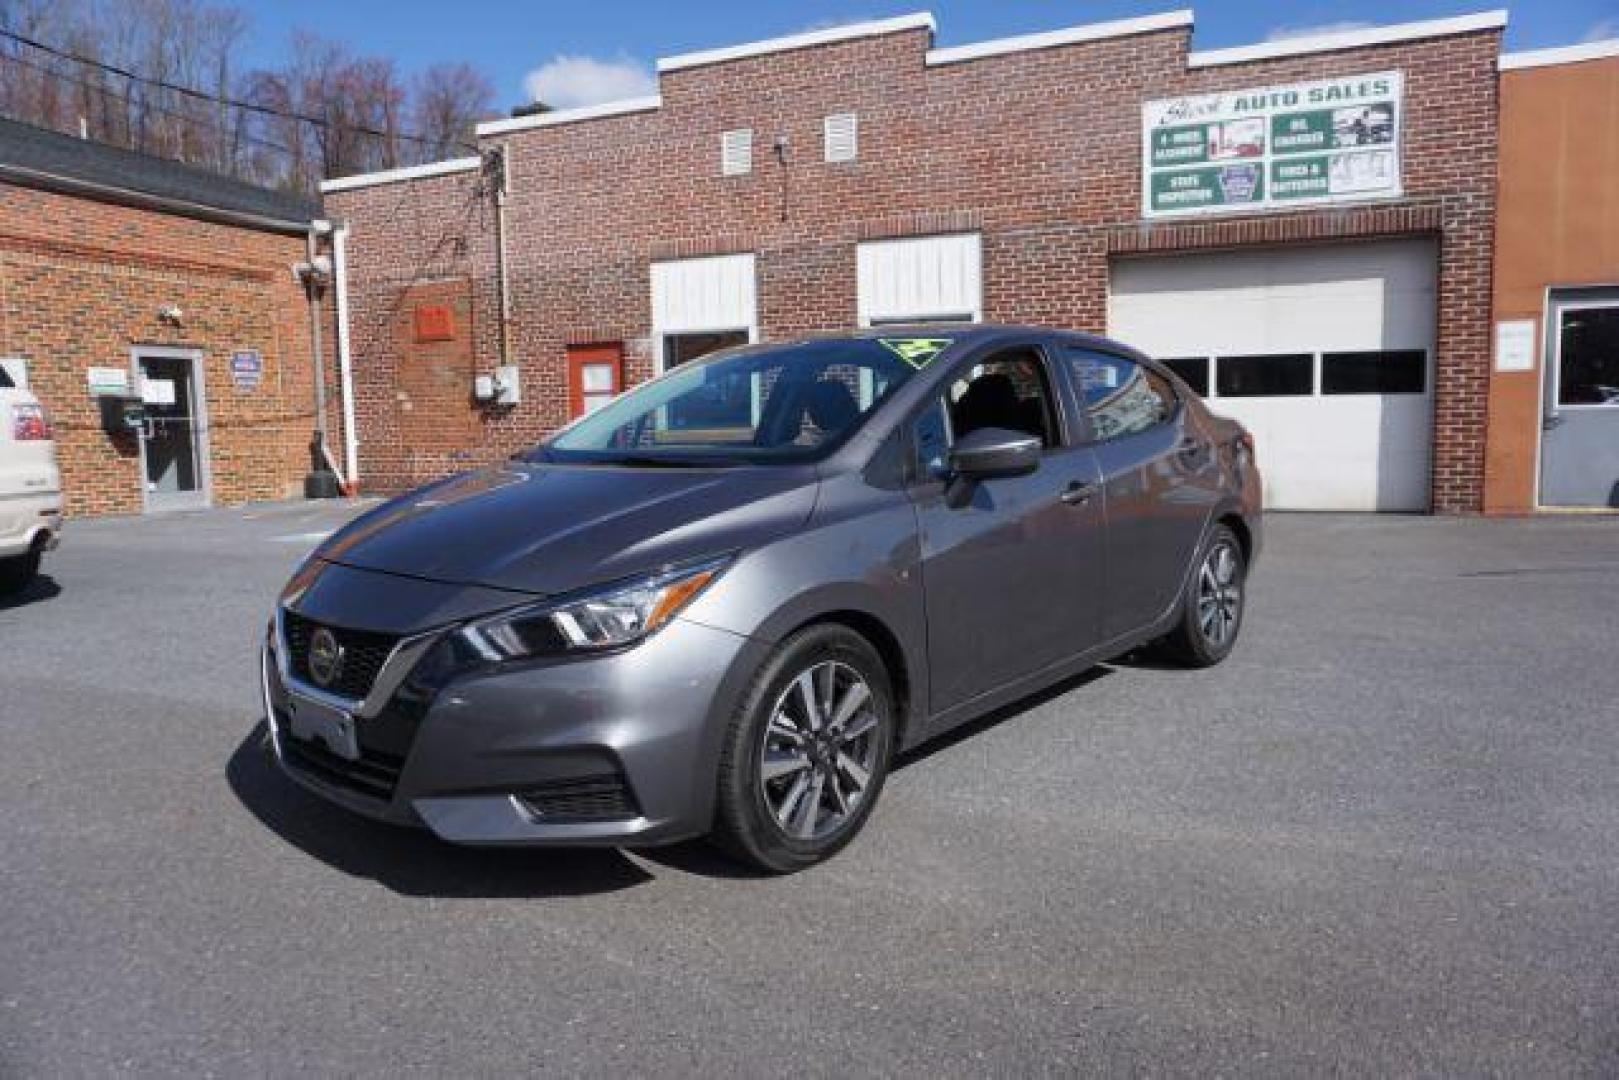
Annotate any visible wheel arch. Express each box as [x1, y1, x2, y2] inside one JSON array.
[[778, 608, 916, 748]]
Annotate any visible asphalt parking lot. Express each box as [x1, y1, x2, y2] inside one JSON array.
[[3, 503, 1617, 1075]]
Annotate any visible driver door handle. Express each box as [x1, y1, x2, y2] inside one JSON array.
[[1060, 480, 1097, 505]]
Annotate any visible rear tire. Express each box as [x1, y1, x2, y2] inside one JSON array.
[[710, 623, 896, 874], [1161, 524, 1246, 668], [0, 548, 42, 595]]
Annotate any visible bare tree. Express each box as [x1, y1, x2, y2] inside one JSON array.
[[1, 0, 497, 194], [414, 62, 493, 161]]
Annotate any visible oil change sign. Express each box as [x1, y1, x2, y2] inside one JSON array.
[[1142, 71, 1402, 218]]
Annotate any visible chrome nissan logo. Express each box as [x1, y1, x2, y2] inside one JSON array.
[[307, 627, 345, 688]]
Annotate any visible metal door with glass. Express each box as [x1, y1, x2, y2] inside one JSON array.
[[135, 350, 210, 511], [1541, 290, 1619, 509]]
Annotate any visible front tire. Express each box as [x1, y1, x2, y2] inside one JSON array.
[[711, 624, 896, 874], [1161, 524, 1246, 668]]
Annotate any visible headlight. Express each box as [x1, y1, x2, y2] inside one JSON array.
[[458, 556, 730, 661]]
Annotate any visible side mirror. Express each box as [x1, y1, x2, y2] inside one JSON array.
[[949, 426, 1042, 481]]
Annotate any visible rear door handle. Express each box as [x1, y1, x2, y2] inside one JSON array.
[[1060, 480, 1097, 505]]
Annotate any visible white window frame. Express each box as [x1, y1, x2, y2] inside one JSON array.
[[1546, 294, 1619, 413]]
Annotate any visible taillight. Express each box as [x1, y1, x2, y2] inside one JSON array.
[[12, 402, 52, 441], [1238, 430, 1255, 455]]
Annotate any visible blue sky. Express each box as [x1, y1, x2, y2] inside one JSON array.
[[237, 1, 1616, 110]]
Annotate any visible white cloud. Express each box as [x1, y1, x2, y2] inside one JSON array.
[[522, 55, 656, 110], [1582, 17, 1619, 42], [1264, 20, 1375, 42]]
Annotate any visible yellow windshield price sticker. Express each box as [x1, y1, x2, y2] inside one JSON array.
[[878, 338, 954, 368]]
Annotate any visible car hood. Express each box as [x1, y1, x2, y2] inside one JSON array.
[[315, 462, 819, 596]]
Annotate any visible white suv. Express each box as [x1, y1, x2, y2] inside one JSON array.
[[0, 360, 61, 593]]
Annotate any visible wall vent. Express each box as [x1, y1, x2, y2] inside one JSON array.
[[824, 113, 858, 163], [721, 129, 753, 176]]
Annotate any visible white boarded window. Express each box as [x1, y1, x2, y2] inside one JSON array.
[[824, 113, 858, 163], [857, 233, 982, 326], [721, 129, 753, 176], [650, 253, 758, 373]]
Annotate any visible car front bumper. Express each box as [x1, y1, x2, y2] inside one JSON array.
[[261, 607, 768, 848]]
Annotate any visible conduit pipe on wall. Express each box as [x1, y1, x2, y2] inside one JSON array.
[[329, 219, 360, 488], [490, 145, 514, 369], [302, 224, 345, 493]]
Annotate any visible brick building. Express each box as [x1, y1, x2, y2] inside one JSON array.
[[326, 9, 1514, 513], [0, 118, 342, 516], [1484, 39, 1619, 512]]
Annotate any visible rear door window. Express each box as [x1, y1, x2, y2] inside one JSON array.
[[1064, 350, 1175, 442]]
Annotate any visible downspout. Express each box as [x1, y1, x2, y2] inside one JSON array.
[[329, 219, 360, 488], [302, 224, 344, 494]]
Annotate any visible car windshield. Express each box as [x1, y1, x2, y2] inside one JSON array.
[[542, 336, 954, 466]]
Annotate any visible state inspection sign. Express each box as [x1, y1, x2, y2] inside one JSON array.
[[1142, 71, 1403, 219]]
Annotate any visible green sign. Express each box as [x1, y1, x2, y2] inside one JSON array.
[[1270, 110, 1334, 154], [1150, 124, 1207, 167], [1269, 156, 1331, 199], [1149, 164, 1264, 212], [1143, 71, 1402, 218]]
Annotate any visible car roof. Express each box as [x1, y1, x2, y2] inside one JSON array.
[[810, 323, 1146, 357]]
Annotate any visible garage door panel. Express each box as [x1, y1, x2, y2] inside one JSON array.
[[1214, 396, 1430, 511], [1109, 241, 1436, 512]]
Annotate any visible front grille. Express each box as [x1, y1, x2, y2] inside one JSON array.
[[278, 720, 406, 801], [283, 611, 398, 702], [516, 774, 639, 823]]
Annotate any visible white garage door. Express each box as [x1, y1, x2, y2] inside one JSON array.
[[1109, 240, 1436, 511]]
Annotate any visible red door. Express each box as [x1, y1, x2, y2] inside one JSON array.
[[566, 343, 624, 419]]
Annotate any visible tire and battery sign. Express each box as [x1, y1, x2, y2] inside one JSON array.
[[1142, 71, 1402, 218]]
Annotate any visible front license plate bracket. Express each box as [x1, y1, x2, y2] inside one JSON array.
[[285, 694, 359, 761]]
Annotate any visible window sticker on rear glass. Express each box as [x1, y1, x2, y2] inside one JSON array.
[[877, 338, 954, 369]]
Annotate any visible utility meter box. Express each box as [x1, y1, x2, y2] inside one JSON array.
[[493, 364, 521, 406], [474, 366, 521, 406], [98, 394, 146, 434]]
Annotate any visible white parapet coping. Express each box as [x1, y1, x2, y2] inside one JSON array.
[[926, 10, 1193, 66], [476, 95, 664, 138], [1500, 38, 1619, 70], [319, 156, 482, 194], [1188, 10, 1507, 68], [657, 12, 937, 73]]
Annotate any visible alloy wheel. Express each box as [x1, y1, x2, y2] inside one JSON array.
[[1197, 539, 1243, 648], [759, 660, 882, 841]]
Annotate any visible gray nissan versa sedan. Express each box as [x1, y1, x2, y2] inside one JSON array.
[[262, 325, 1261, 872]]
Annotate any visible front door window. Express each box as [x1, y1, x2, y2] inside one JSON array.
[[138, 354, 206, 510], [1556, 305, 1619, 407]]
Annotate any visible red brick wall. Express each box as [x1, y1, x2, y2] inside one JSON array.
[[0, 185, 334, 516], [330, 21, 1500, 512]]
